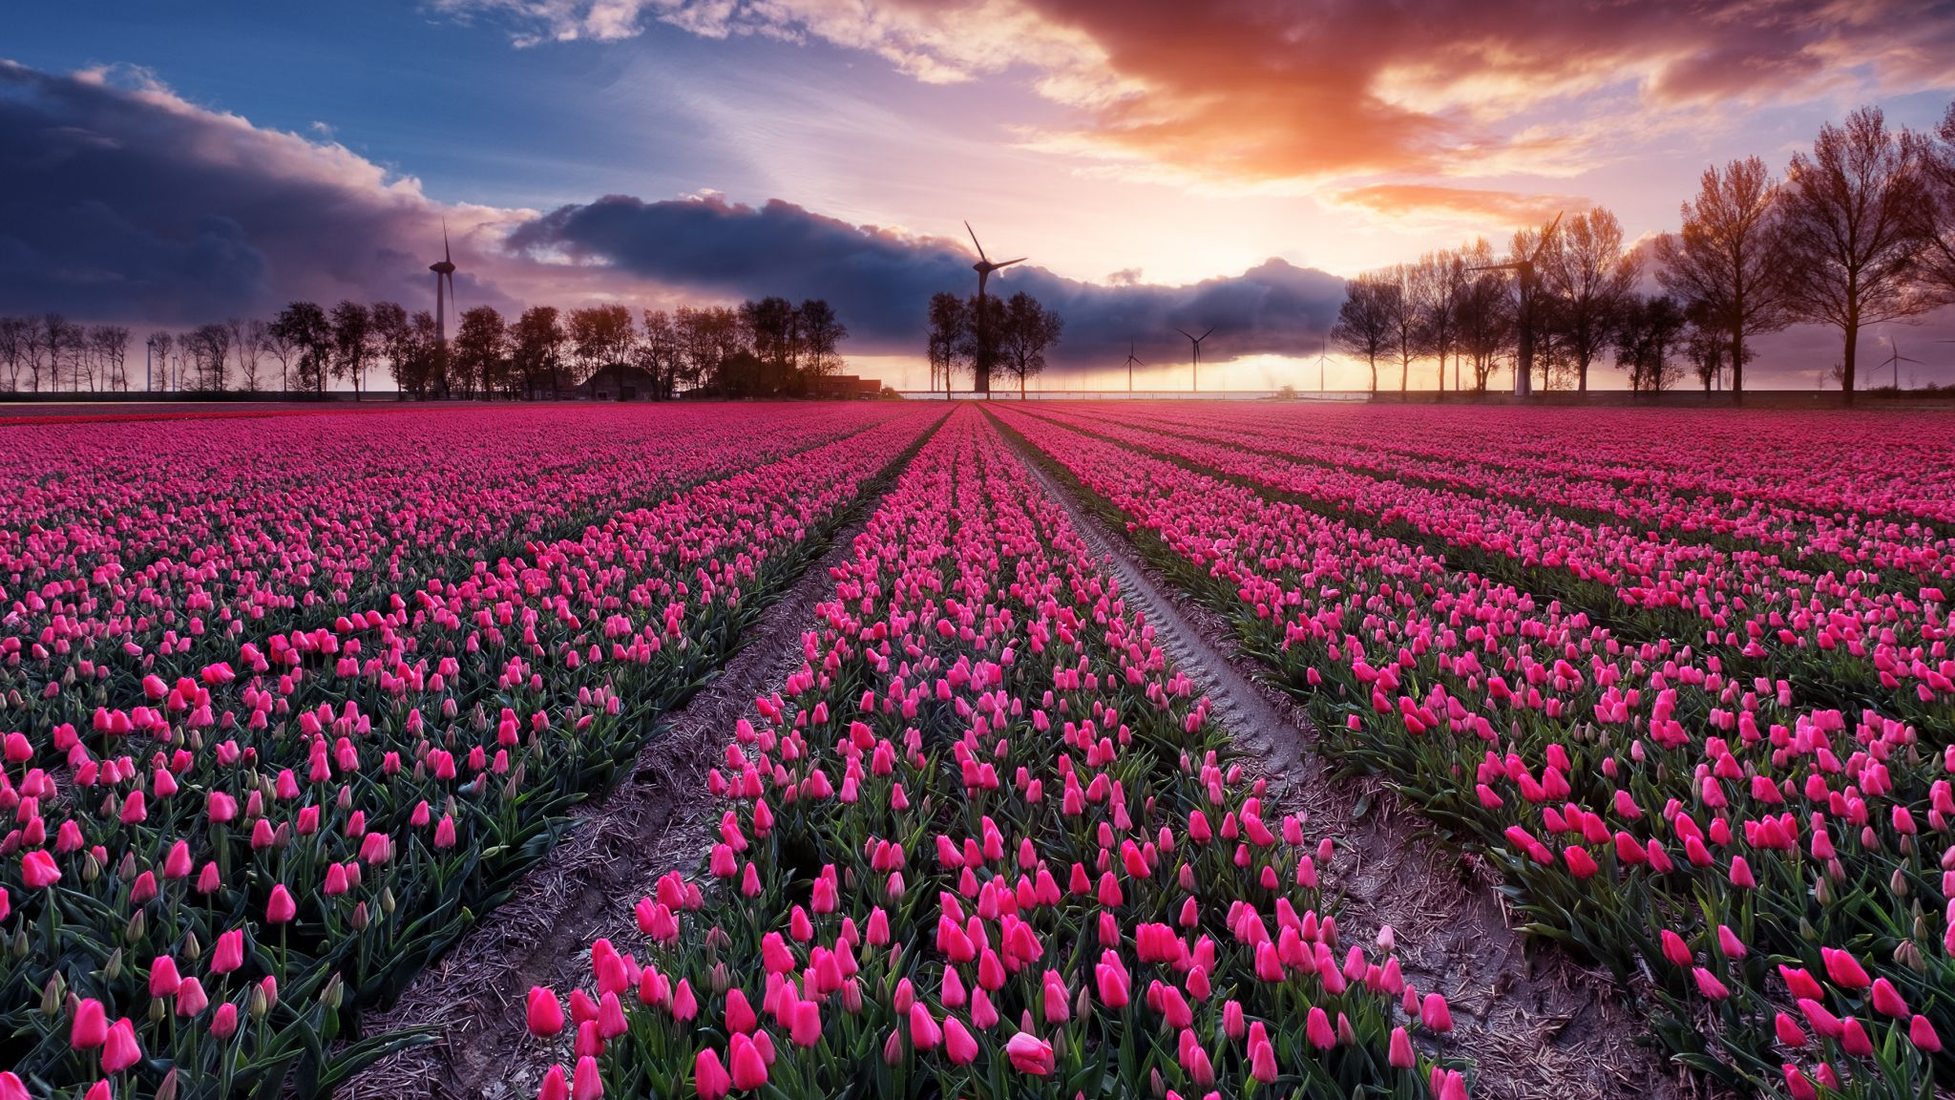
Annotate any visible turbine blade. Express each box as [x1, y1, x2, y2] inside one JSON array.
[[443, 218, 452, 265], [965, 221, 988, 263], [1174, 328, 1195, 341], [1199, 326, 1215, 341], [1529, 212, 1564, 261], [996, 257, 1027, 268]]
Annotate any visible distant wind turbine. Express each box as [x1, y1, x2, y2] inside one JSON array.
[[1125, 341, 1143, 395], [430, 221, 458, 393], [965, 221, 1025, 399], [1880, 334, 1923, 391], [1175, 326, 1215, 393], [1316, 337, 1328, 393], [1469, 211, 1562, 396]]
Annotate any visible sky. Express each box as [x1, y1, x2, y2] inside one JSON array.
[[4, 0, 1955, 391]]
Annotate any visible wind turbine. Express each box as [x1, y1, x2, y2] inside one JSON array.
[[1880, 334, 1922, 391], [965, 221, 1025, 399], [1175, 326, 1215, 393], [1125, 341, 1143, 395], [430, 221, 458, 392], [1469, 212, 1562, 396], [1316, 337, 1328, 393]]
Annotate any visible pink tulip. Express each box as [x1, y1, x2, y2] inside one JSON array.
[[1005, 1032, 1053, 1075]]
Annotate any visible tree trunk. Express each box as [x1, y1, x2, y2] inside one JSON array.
[[1842, 318, 1859, 406], [1731, 323, 1745, 396]]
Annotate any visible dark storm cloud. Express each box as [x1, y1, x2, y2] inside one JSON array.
[[0, 61, 518, 324], [507, 194, 1346, 361]]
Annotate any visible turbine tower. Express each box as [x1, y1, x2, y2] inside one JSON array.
[[1125, 341, 1143, 395], [1469, 212, 1562, 396], [1317, 337, 1328, 393], [1175, 326, 1214, 393], [965, 221, 1024, 398], [430, 221, 458, 381]]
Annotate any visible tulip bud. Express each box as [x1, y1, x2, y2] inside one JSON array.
[[322, 974, 344, 1009], [1895, 939, 1926, 973], [183, 931, 202, 962], [125, 910, 146, 943], [1813, 877, 1832, 907], [1892, 868, 1910, 897], [156, 1070, 179, 1100], [40, 974, 64, 1015], [105, 949, 124, 982], [82, 851, 101, 883], [882, 1029, 904, 1065], [351, 901, 370, 931]]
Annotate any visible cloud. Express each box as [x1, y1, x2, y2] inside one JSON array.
[[506, 193, 1348, 361], [0, 60, 1342, 371], [436, 0, 1955, 183], [0, 60, 528, 325], [1332, 184, 1589, 232]]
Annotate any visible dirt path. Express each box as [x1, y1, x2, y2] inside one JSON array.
[[1007, 430, 1691, 1100], [341, 514, 874, 1100]]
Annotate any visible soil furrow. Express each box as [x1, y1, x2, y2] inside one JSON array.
[[1001, 413, 1691, 1100], [339, 426, 936, 1099]]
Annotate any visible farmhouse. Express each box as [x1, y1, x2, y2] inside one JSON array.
[[577, 363, 661, 401]]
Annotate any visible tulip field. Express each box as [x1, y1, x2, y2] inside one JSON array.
[[4, 400, 1953, 1100]]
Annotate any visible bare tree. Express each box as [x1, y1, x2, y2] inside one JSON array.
[[1613, 294, 1687, 392], [1332, 273, 1396, 392], [1779, 107, 1936, 402], [182, 323, 233, 392], [511, 305, 565, 399], [0, 317, 28, 392], [89, 326, 131, 392], [1380, 263, 1419, 391], [226, 318, 264, 393], [1411, 249, 1465, 391], [455, 306, 510, 399], [1654, 157, 1793, 396], [638, 309, 682, 398], [144, 332, 173, 393], [30, 314, 65, 392], [1543, 207, 1639, 392], [270, 301, 332, 393], [1920, 98, 1955, 303], [926, 292, 969, 398], [329, 300, 375, 398], [1452, 240, 1511, 391], [258, 321, 296, 393], [567, 304, 637, 386], [369, 302, 412, 399], [798, 299, 849, 382], [998, 291, 1062, 399]]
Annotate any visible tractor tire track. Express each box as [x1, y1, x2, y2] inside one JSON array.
[[1001, 413, 1692, 1100]]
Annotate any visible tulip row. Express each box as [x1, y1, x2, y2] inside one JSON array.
[[1061, 403, 1955, 588], [992, 403, 1954, 1098], [525, 407, 1469, 1100], [0, 404, 940, 1099], [1025, 405, 1952, 731]]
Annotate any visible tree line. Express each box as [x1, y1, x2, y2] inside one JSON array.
[[1333, 100, 1955, 400], [922, 290, 1065, 398], [0, 297, 851, 400]]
